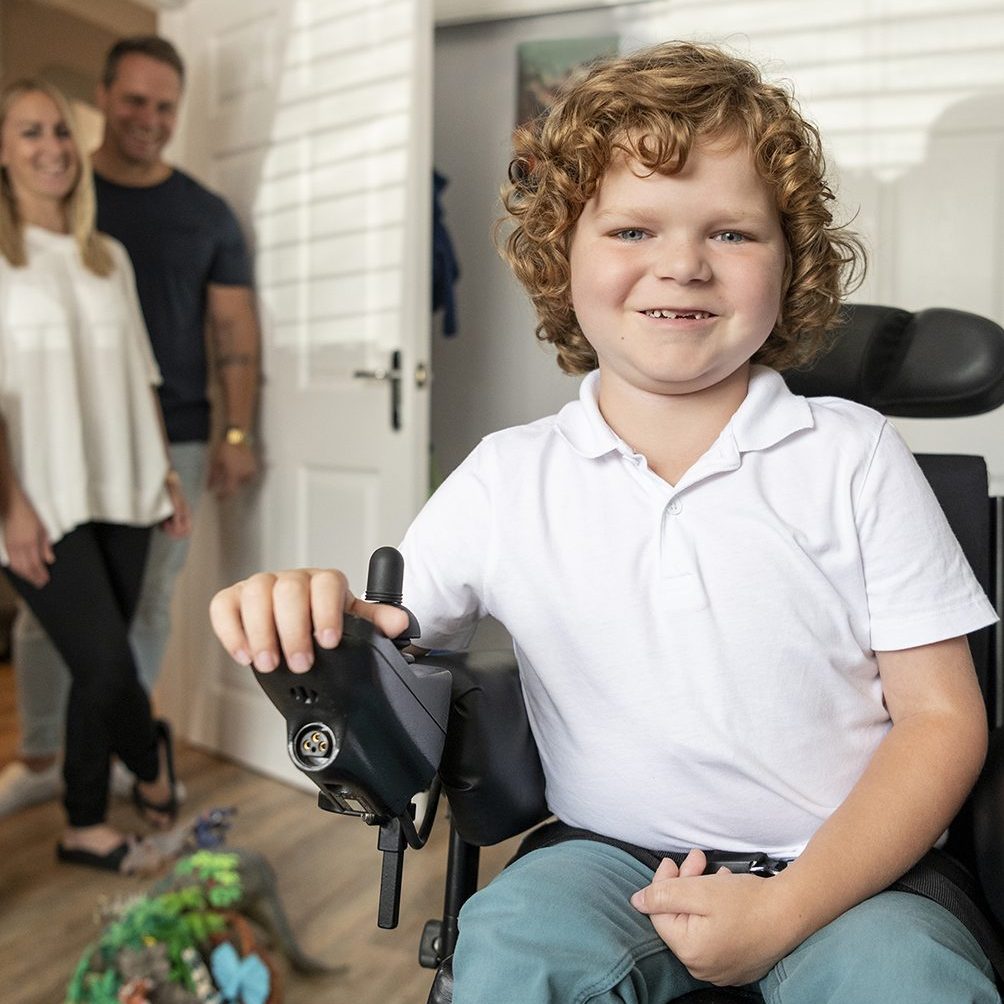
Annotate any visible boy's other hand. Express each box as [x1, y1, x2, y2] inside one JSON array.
[[631, 848, 796, 986], [209, 568, 411, 675]]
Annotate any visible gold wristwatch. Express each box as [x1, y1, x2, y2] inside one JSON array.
[[224, 425, 253, 447]]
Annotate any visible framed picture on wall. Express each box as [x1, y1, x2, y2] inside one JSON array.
[[516, 36, 618, 127]]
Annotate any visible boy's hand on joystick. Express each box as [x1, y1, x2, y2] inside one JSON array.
[[210, 566, 411, 675]]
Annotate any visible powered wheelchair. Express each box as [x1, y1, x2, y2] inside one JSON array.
[[253, 303, 1004, 1003]]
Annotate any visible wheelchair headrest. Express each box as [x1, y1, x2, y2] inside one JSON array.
[[782, 304, 1004, 418]]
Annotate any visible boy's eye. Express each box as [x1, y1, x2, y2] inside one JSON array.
[[55, 124, 71, 139], [612, 228, 648, 242], [713, 230, 749, 244]]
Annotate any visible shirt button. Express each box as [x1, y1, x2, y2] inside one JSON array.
[[667, 500, 682, 515]]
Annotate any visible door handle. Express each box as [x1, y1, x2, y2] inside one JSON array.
[[353, 351, 403, 431]]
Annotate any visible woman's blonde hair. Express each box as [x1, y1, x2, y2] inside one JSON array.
[[500, 41, 865, 374], [0, 79, 113, 276]]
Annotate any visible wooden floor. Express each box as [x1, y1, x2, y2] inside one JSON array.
[[0, 662, 519, 1004]]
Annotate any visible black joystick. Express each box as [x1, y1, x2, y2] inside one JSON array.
[[251, 546, 454, 929], [364, 546, 421, 648]]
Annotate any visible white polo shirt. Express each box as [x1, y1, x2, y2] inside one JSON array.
[[400, 366, 997, 857]]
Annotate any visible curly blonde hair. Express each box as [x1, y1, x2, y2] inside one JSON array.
[[499, 41, 865, 374]]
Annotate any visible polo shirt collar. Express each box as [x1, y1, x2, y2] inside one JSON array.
[[555, 370, 627, 459], [729, 365, 814, 453], [555, 366, 813, 461]]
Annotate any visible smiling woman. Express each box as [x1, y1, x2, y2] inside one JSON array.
[[0, 82, 107, 271], [0, 78, 191, 873], [0, 90, 78, 211]]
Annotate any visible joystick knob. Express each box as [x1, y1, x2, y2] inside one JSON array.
[[365, 546, 406, 605], [364, 546, 421, 646]]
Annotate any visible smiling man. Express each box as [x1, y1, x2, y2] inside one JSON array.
[[92, 36, 260, 500], [0, 36, 262, 819]]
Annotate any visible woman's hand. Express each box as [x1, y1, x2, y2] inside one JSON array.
[[160, 470, 192, 539], [4, 489, 54, 587]]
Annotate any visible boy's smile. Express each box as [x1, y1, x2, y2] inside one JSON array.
[[568, 140, 787, 409]]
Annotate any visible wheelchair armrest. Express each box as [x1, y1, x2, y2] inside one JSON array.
[[422, 650, 549, 846], [971, 727, 1004, 928]]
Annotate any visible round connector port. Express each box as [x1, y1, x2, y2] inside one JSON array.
[[290, 722, 339, 771]]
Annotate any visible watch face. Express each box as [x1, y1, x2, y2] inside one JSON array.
[[226, 428, 247, 446]]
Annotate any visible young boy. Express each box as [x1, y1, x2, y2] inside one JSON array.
[[211, 42, 999, 1002]]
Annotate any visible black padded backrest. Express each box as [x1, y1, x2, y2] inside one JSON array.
[[915, 454, 992, 704], [783, 303, 1003, 715], [784, 304, 1004, 417]]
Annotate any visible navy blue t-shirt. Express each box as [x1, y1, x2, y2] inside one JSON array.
[[94, 169, 253, 443]]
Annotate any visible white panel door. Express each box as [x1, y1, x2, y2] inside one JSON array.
[[158, 0, 432, 785]]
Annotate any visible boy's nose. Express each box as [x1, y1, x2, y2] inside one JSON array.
[[653, 239, 711, 283]]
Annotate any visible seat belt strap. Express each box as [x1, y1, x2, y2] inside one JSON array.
[[892, 850, 1004, 989], [511, 820, 788, 875]]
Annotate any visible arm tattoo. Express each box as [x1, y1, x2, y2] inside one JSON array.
[[216, 352, 256, 369]]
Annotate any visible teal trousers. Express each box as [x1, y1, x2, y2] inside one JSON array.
[[452, 840, 999, 1004]]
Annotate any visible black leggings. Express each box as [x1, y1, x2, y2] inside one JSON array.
[[4, 521, 159, 827]]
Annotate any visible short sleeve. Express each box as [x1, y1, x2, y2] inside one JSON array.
[[207, 203, 253, 288], [856, 421, 997, 650], [399, 447, 495, 651]]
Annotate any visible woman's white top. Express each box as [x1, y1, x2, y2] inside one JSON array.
[[0, 225, 172, 562]]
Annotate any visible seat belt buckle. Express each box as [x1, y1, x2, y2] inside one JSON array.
[[748, 853, 788, 877], [703, 852, 789, 877]]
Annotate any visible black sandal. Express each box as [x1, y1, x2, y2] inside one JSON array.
[[131, 718, 178, 828], [57, 838, 132, 873]]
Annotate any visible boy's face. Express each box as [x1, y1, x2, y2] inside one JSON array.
[[568, 140, 786, 401]]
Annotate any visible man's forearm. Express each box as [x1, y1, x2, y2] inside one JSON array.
[[211, 299, 261, 431], [216, 349, 259, 429]]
